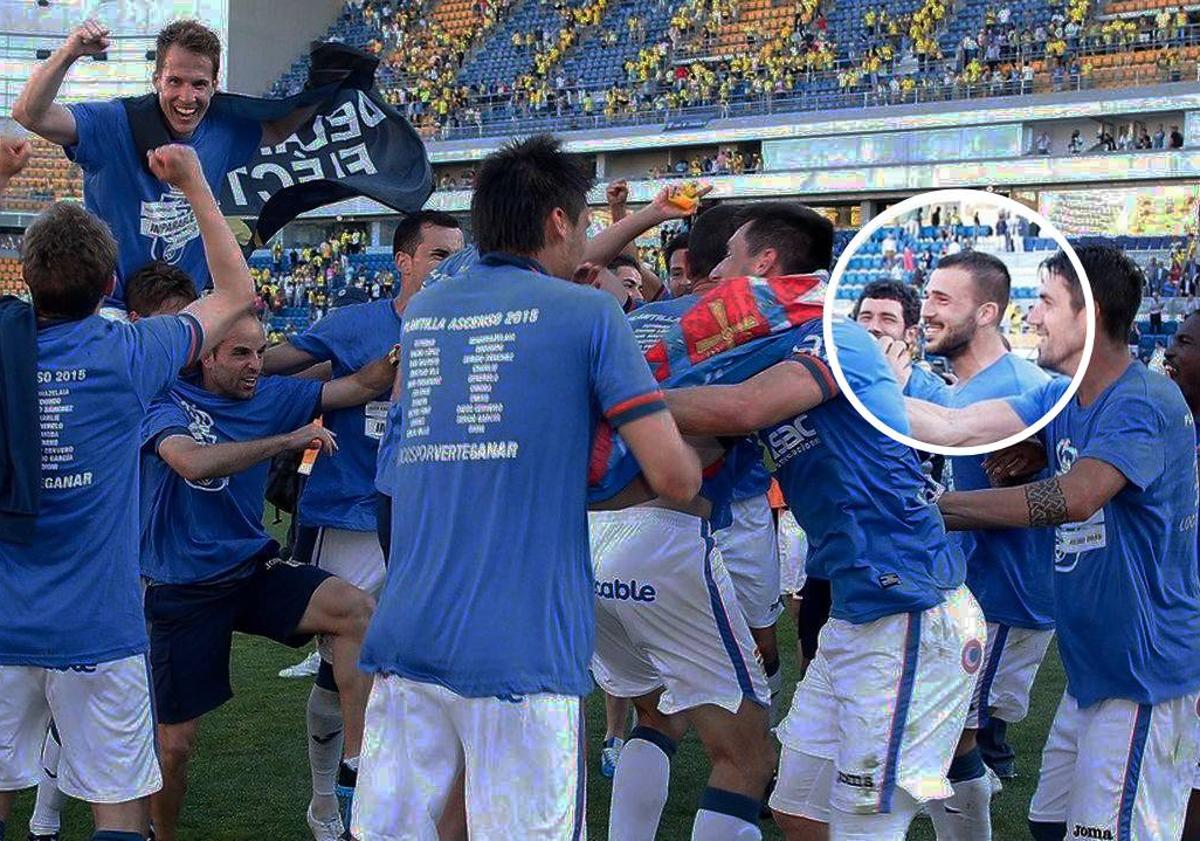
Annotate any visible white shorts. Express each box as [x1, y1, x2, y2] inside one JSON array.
[[312, 526, 387, 595], [589, 508, 769, 715], [1029, 690, 1199, 839], [0, 655, 162, 802], [351, 676, 585, 841], [774, 586, 985, 815], [713, 495, 783, 629], [777, 508, 807, 596], [966, 622, 1055, 729]]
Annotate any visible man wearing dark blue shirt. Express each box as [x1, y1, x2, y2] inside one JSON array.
[[13, 19, 311, 307], [909, 245, 1200, 841], [0, 144, 254, 841], [351, 135, 701, 840]]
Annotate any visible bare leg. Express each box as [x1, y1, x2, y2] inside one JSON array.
[[150, 719, 200, 841]]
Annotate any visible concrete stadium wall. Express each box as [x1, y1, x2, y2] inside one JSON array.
[[226, 0, 345, 96]]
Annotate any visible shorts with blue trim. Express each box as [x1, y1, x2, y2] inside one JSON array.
[[774, 585, 985, 816], [145, 557, 333, 724], [1029, 690, 1199, 840], [588, 508, 769, 715], [966, 621, 1054, 729]]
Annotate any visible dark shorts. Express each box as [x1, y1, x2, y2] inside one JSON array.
[[796, 576, 832, 662], [145, 558, 333, 724]]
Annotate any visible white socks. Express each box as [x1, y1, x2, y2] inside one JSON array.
[[608, 728, 674, 841], [692, 809, 762, 841], [306, 683, 344, 821], [930, 748, 993, 841]]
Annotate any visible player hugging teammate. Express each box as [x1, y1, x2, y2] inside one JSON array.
[[0, 17, 1199, 841]]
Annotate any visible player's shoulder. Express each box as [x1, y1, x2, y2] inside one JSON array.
[[1002, 351, 1052, 386]]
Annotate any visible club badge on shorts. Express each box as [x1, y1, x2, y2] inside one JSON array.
[[961, 638, 984, 675]]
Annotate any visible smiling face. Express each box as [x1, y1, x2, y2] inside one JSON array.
[[855, 297, 915, 344], [202, 317, 266, 400], [921, 266, 984, 358], [153, 46, 216, 139], [1027, 269, 1088, 375]]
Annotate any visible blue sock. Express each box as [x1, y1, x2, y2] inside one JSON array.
[[1028, 820, 1067, 841], [91, 832, 144, 841], [947, 746, 987, 782]]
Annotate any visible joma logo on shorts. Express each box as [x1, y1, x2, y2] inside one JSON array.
[[1072, 825, 1113, 840], [595, 578, 656, 602], [836, 771, 874, 789]]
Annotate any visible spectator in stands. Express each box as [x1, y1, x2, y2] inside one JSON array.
[[1171, 125, 1185, 148], [1149, 290, 1164, 332], [1069, 129, 1085, 155], [1155, 124, 1167, 149], [1035, 131, 1051, 155], [13, 19, 316, 308]]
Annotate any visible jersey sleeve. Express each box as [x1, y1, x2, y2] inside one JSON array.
[[129, 314, 204, 407], [141, 396, 191, 453], [787, 323, 840, 403], [288, 308, 346, 366], [1006, 378, 1068, 428], [1077, 388, 1165, 491], [905, 364, 953, 405], [829, 319, 911, 435], [589, 296, 666, 428], [64, 100, 124, 170], [261, 376, 325, 435]]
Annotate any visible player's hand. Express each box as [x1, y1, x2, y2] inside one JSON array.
[[147, 144, 204, 190], [606, 179, 629, 211], [877, 335, 912, 388], [359, 353, 400, 394], [651, 182, 713, 220], [286, 422, 337, 455], [983, 440, 1047, 486], [64, 20, 111, 59], [0, 138, 32, 180]]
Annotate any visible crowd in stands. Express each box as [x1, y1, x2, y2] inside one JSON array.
[[0, 138, 81, 213]]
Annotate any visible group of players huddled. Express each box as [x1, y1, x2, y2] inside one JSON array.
[[0, 15, 1198, 841]]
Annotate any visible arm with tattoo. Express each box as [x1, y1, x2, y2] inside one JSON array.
[[1025, 477, 1069, 527]]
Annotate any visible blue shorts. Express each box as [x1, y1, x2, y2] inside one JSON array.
[[144, 557, 333, 724]]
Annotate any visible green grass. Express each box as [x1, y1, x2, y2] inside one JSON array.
[[6, 512, 1066, 839]]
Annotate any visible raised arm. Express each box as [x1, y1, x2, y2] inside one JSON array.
[[12, 20, 110, 145], [318, 352, 399, 412], [156, 422, 336, 482], [938, 458, 1127, 531], [0, 138, 32, 195], [665, 358, 836, 436], [262, 342, 321, 375], [148, 145, 256, 355], [906, 396, 1027, 447], [583, 183, 710, 269]]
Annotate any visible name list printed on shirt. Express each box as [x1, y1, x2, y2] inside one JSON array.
[[37, 368, 93, 490], [400, 308, 540, 464]]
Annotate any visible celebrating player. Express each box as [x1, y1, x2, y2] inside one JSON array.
[[665, 201, 985, 841], [13, 19, 311, 306], [262, 210, 463, 838], [139, 314, 396, 841], [0, 141, 253, 841], [885, 251, 1058, 839], [908, 244, 1200, 841], [351, 135, 701, 839]]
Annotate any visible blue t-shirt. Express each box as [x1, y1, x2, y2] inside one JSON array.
[[767, 318, 965, 624], [374, 399, 402, 496], [290, 299, 401, 531], [1008, 363, 1200, 707], [907, 353, 1057, 630], [0, 314, 202, 666], [66, 100, 261, 305], [360, 254, 666, 698], [141, 375, 323, 585]]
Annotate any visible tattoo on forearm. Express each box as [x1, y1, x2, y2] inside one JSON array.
[[1025, 477, 1069, 527]]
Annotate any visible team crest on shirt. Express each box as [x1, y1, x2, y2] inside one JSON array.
[[140, 187, 200, 265], [961, 638, 984, 674], [1055, 438, 1078, 474], [178, 399, 229, 492]]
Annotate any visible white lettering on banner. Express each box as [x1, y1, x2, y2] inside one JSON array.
[[37, 370, 89, 489], [224, 92, 385, 209]]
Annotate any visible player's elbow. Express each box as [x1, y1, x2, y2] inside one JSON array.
[[643, 456, 702, 505], [11, 100, 30, 130], [169, 453, 210, 483], [1064, 493, 1102, 524]]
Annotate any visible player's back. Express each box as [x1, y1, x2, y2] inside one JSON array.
[[0, 313, 198, 666], [362, 256, 661, 698], [765, 319, 966, 624]]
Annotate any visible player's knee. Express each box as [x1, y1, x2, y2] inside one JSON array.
[[772, 809, 822, 841], [157, 724, 198, 769], [325, 581, 374, 639], [955, 728, 977, 756]]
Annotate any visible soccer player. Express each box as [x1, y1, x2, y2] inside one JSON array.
[[140, 314, 396, 841], [665, 230, 691, 297], [0, 142, 254, 841], [262, 210, 463, 836], [13, 19, 311, 305], [26, 260, 203, 841], [885, 252, 1057, 840], [665, 201, 985, 841], [610, 254, 646, 304], [907, 244, 1200, 841], [1165, 312, 1200, 841], [351, 135, 701, 839]]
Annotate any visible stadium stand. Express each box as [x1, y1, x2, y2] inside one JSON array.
[[0, 255, 24, 297], [0, 137, 81, 213]]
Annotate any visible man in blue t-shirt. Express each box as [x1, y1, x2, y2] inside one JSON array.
[[13, 19, 311, 306], [351, 135, 702, 841], [0, 144, 254, 841], [140, 313, 395, 841], [261, 210, 463, 833], [908, 245, 1200, 841], [883, 251, 1057, 837], [665, 203, 985, 840]]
